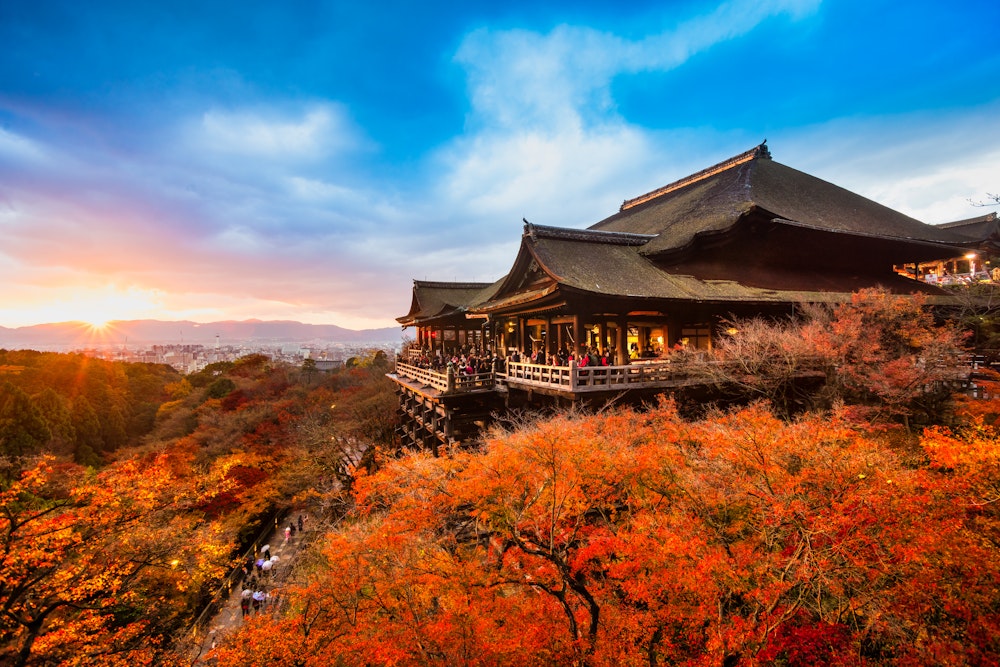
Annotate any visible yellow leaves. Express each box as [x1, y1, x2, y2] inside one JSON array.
[[0, 451, 237, 665]]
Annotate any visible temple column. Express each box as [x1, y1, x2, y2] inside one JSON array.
[[672, 319, 684, 351], [616, 318, 627, 365], [544, 317, 552, 358], [572, 315, 583, 359]]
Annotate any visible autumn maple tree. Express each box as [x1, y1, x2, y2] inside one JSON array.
[[708, 289, 969, 425], [0, 451, 232, 666], [211, 395, 1000, 666]]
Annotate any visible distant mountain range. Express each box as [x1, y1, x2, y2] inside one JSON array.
[[0, 319, 406, 349]]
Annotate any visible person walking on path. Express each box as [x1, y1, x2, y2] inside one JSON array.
[[197, 505, 320, 664], [261, 557, 273, 580], [252, 589, 265, 614], [240, 587, 252, 618]]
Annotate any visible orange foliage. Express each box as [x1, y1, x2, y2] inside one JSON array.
[[0, 455, 231, 665], [212, 400, 1000, 666]]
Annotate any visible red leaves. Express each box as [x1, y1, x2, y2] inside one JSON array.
[[216, 400, 1000, 666], [758, 613, 853, 666]]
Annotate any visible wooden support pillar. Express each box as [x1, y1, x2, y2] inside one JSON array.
[[599, 322, 608, 354], [666, 320, 681, 349], [616, 319, 627, 365], [544, 317, 552, 358], [519, 318, 527, 356], [573, 315, 582, 359]]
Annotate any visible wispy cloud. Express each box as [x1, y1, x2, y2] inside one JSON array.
[[775, 103, 1000, 223], [0, 127, 49, 164], [196, 104, 360, 160], [454, 0, 821, 131]]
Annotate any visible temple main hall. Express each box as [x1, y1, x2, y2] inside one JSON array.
[[392, 143, 988, 449]]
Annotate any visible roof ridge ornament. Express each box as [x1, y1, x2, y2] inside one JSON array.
[[620, 141, 770, 212], [523, 217, 538, 241]]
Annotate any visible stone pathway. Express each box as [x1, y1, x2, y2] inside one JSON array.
[[192, 514, 313, 662]]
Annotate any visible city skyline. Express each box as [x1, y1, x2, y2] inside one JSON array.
[[2, 0, 998, 329]]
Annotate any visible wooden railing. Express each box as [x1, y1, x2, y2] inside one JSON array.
[[395, 358, 709, 395], [397, 354, 979, 398], [395, 362, 495, 393], [503, 360, 705, 393]]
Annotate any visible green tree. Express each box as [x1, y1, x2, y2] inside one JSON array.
[[302, 358, 318, 384], [71, 397, 103, 467], [206, 377, 237, 400], [0, 382, 51, 460], [232, 354, 271, 378], [32, 388, 76, 457]]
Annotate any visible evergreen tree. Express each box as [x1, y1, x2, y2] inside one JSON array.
[[71, 397, 103, 467], [0, 382, 51, 459]]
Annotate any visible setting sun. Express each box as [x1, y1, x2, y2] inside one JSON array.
[[82, 319, 114, 332], [3, 285, 166, 329]]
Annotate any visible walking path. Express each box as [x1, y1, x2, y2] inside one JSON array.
[[192, 513, 313, 662]]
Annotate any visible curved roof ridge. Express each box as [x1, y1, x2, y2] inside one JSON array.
[[620, 141, 770, 212], [524, 222, 653, 246], [938, 211, 998, 228], [412, 279, 494, 289]]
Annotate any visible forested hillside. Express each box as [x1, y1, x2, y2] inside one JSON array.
[[208, 292, 1000, 667], [4, 291, 1000, 666], [0, 350, 398, 666], [0, 350, 181, 467], [215, 398, 1000, 666]]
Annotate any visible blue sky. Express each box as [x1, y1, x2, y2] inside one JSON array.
[[1, 0, 998, 329]]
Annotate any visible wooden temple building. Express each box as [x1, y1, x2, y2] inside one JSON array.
[[897, 212, 1000, 285], [392, 143, 986, 449]]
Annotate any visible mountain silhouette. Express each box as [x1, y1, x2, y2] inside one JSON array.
[[0, 319, 404, 348]]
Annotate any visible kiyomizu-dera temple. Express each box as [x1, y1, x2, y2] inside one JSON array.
[[391, 142, 984, 450]]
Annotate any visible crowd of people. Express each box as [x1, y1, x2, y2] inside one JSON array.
[[404, 341, 673, 374], [236, 514, 307, 620], [239, 548, 279, 618], [406, 346, 506, 375]]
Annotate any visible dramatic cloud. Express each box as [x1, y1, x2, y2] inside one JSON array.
[[0, 0, 997, 328]]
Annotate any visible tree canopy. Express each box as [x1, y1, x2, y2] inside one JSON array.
[[213, 398, 1000, 666]]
